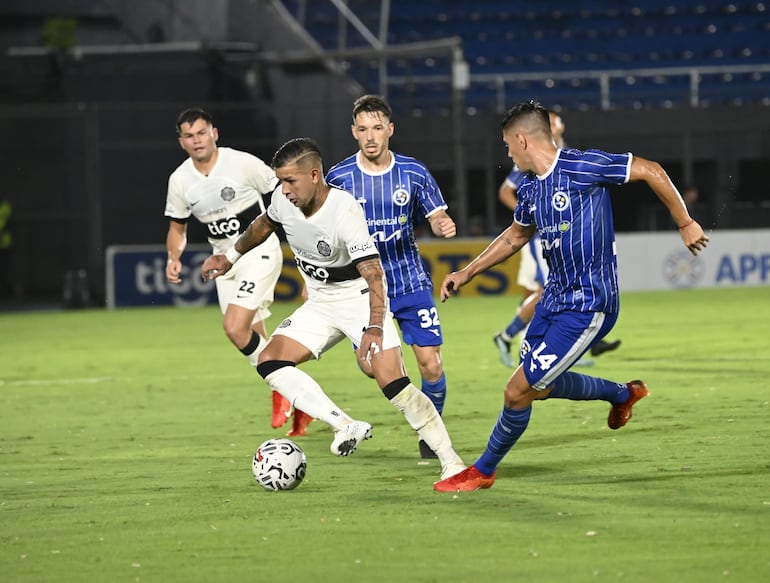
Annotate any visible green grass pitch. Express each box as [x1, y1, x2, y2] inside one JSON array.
[[1, 287, 769, 582]]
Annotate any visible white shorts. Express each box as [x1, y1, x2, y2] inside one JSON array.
[[516, 234, 549, 292], [516, 242, 539, 291], [272, 287, 401, 359], [215, 234, 282, 323]]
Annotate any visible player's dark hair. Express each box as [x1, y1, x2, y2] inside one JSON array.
[[175, 108, 214, 134], [271, 137, 323, 170], [500, 100, 550, 134], [352, 94, 392, 122]]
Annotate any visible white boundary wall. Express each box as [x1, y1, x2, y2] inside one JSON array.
[[615, 229, 770, 291]]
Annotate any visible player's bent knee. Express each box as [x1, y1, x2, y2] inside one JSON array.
[[417, 361, 443, 383], [222, 322, 249, 347], [504, 380, 537, 408]]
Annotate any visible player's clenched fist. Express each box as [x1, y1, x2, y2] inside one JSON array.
[[201, 255, 232, 282], [166, 258, 183, 284], [435, 217, 456, 238]]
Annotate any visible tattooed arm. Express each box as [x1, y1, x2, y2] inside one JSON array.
[[440, 222, 536, 302], [234, 213, 277, 254], [356, 257, 388, 329], [355, 256, 389, 361]]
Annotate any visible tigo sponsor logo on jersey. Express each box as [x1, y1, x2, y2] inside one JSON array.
[[207, 216, 241, 237]]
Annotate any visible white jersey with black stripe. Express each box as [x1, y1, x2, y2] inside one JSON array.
[[267, 186, 381, 301], [165, 147, 279, 255]]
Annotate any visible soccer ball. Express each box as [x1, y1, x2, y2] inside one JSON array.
[[252, 438, 307, 491]]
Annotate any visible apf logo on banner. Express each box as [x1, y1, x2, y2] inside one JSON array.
[[617, 229, 770, 291], [662, 249, 706, 288], [714, 252, 770, 285]]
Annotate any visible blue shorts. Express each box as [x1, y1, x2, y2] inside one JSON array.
[[520, 303, 618, 390], [389, 289, 444, 347]]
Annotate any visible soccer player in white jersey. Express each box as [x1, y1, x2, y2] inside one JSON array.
[[201, 138, 465, 479], [164, 108, 311, 436], [326, 95, 456, 459], [494, 110, 621, 367], [434, 101, 708, 492]]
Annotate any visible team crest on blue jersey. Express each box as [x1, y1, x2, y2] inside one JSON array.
[[392, 188, 410, 207], [558, 221, 571, 232], [317, 240, 332, 257], [221, 186, 236, 201], [552, 191, 570, 211]]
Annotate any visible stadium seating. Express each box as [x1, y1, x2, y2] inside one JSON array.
[[281, 0, 770, 112]]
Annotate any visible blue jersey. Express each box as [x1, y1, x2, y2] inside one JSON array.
[[326, 152, 448, 297], [514, 148, 632, 314]]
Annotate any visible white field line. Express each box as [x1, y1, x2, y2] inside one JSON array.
[[0, 373, 246, 387], [0, 376, 114, 386]]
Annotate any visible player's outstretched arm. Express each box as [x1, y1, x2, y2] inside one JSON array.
[[236, 213, 276, 253], [440, 270, 471, 302], [201, 213, 276, 281], [440, 222, 533, 302], [629, 156, 709, 256]]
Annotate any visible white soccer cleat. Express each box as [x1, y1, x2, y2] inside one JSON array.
[[330, 420, 372, 456]]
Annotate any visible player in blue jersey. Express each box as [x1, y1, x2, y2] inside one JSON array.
[[434, 101, 709, 492], [494, 111, 621, 367], [326, 95, 456, 459]]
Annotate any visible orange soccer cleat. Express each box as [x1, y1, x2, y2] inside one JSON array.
[[271, 390, 292, 429], [608, 380, 649, 429], [433, 465, 496, 492], [286, 409, 314, 437]]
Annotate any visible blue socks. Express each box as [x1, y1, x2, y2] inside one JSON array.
[[472, 373, 630, 476], [504, 315, 528, 339], [422, 373, 446, 415], [549, 372, 628, 404], [475, 406, 532, 476]]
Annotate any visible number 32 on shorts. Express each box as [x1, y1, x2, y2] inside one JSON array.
[[417, 307, 440, 328]]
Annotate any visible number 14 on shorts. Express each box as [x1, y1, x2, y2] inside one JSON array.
[[529, 342, 557, 372]]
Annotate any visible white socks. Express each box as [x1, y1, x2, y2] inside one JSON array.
[[389, 383, 465, 476], [263, 365, 351, 429], [245, 335, 268, 367]]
